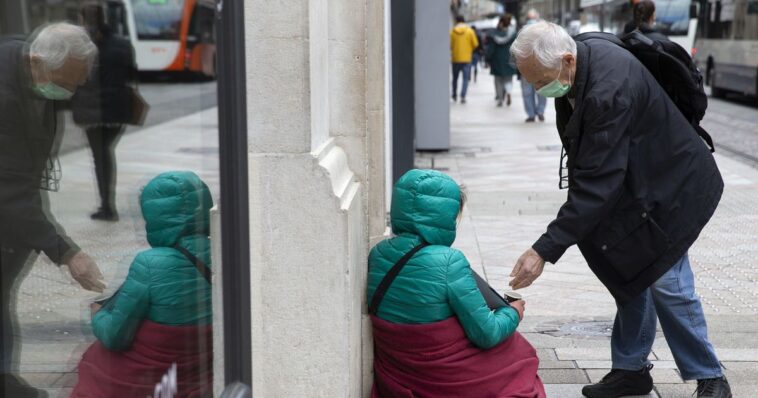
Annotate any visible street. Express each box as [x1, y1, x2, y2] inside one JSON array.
[[57, 80, 218, 155], [702, 97, 758, 168]]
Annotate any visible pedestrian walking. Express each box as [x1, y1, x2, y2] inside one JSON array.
[[631, 0, 668, 41], [470, 26, 484, 83], [508, 21, 731, 398], [486, 14, 517, 107], [519, 9, 547, 122], [72, 3, 140, 222], [450, 15, 479, 104], [0, 23, 106, 397], [622, 0, 643, 34], [368, 169, 545, 398]]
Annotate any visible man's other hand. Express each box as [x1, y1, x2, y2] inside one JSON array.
[[66, 251, 106, 292], [509, 248, 545, 290]]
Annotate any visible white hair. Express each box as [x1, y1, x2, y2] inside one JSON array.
[[527, 8, 540, 20], [29, 22, 97, 72], [510, 21, 577, 69]]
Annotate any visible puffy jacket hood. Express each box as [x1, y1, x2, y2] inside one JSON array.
[[391, 169, 461, 246], [140, 171, 213, 248]]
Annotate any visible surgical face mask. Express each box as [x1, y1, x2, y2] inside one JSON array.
[[33, 82, 74, 101], [31, 63, 75, 101], [537, 63, 572, 98]]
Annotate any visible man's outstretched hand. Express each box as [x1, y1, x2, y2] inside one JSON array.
[[66, 251, 106, 292], [509, 248, 545, 290]]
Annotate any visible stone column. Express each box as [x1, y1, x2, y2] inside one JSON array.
[[246, 0, 388, 395]]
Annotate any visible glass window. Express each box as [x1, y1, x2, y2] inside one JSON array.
[[0, 0, 221, 396], [133, 0, 186, 41], [656, 0, 692, 36]]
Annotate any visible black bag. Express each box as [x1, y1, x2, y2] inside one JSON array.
[[574, 31, 715, 152]]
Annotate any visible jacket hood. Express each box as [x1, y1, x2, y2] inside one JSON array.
[[453, 24, 469, 34], [391, 169, 461, 246], [140, 171, 213, 248]]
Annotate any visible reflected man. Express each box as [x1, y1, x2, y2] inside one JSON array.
[[0, 22, 106, 397]]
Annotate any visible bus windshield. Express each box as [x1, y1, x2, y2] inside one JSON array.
[[133, 0, 186, 41], [656, 0, 691, 36]]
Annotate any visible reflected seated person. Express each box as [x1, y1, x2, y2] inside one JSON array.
[[367, 169, 546, 398], [72, 171, 213, 398]]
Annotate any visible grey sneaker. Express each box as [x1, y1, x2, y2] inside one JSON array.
[[696, 376, 732, 398]]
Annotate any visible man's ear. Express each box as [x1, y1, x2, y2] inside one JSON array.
[[29, 55, 42, 68], [563, 53, 575, 67]]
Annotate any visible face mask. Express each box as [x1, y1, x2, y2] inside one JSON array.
[[537, 63, 572, 98], [34, 82, 74, 101]]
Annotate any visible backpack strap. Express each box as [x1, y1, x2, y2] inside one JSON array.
[[368, 242, 429, 315], [173, 245, 212, 284]]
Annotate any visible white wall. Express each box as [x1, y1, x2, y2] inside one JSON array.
[[245, 0, 389, 395]]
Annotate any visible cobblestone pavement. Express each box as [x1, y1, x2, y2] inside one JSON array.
[[416, 73, 758, 397]]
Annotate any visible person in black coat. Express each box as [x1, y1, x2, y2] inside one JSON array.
[[72, 3, 139, 221], [508, 22, 732, 398], [0, 23, 106, 397]]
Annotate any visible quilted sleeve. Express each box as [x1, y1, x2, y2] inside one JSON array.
[[446, 250, 520, 349], [92, 253, 151, 351]]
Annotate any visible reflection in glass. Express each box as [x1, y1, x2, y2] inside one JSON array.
[[133, 0, 186, 41], [0, 1, 219, 396]]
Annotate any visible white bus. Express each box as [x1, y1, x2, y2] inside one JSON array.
[[693, 0, 758, 97]]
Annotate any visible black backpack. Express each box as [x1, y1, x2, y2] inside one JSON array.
[[574, 31, 715, 152]]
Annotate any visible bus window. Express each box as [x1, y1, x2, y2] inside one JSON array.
[[133, 0, 185, 41], [656, 0, 692, 36]]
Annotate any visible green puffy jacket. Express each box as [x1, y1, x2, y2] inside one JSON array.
[[92, 171, 213, 351], [486, 27, 518, 77], [367, 169, 520, 349]]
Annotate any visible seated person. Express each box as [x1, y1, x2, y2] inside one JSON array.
[[72, 171, 213, 398], [367, 169, 545, 398]]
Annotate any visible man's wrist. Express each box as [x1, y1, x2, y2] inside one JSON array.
[[532, 234, 565, 264]]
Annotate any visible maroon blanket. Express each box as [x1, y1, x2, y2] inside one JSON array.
[[371, 315, 545, 398], [71, 320, 213, 398]]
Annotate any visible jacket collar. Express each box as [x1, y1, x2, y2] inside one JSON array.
[[556, 41, 590, 139]]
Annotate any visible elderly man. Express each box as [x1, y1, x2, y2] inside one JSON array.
[[507, 22, 730, 398], [0, 23, 106, 397]]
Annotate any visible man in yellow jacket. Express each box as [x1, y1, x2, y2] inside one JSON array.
[[450, 15, 479, 103]]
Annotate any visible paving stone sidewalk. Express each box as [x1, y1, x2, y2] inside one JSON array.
[[416, 74, 758, 397]]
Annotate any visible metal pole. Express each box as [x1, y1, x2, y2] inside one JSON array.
[[391, 0, 416, 183], [216, 0, 252, 387]]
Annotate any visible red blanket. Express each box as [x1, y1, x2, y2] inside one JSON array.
[[71, 320, 213, 398], [371, 315, 546, 398]]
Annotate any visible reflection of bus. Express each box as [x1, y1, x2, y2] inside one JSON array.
[[107, 0, 216, 78], [579, 0, 699, 53], [693, 0, 758, 97]]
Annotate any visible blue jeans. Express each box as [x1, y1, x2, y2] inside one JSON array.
[[520, 79, 546, 118], [611, 254, 723, 380], [452, 63, 471, 99]]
